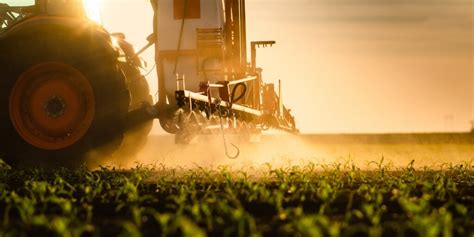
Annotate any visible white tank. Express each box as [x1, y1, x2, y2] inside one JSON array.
[[156, 0, 226, 97]]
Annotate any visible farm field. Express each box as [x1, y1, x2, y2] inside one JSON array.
[[0, 133, 473, 236], [118, 133, 474, 169], [1, 0, 471, 236]]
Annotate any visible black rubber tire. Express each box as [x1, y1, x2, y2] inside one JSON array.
[[159, 107, 181, 134], [0, 23, 130, 169]]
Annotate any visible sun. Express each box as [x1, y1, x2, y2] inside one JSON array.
[[82, 0, 102, 24]]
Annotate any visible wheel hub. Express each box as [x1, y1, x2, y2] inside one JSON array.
[[44, 95, 67, 119], [9, 62, 96, 150]]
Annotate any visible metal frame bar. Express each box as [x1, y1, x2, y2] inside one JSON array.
[[227, 76, 257, 85], [183, 90, 262, 117]]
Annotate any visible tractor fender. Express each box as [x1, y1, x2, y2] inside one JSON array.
[[1, 15, 117, 57]]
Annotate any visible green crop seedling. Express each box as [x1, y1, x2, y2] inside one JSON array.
[[0, 161, 472, 237]]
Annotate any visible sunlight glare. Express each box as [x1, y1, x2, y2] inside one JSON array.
[[83, 0, 102, 24]]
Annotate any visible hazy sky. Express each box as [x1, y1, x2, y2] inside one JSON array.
[[245, 0, 473, 133], [5, 0, 473, 133]]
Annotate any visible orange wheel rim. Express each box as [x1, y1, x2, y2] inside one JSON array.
[[9, 62, 96, 150]]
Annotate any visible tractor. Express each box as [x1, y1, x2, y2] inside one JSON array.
[[0, 0, 298, 168]]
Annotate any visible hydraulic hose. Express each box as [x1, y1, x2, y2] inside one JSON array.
[[230, 82, 247, 104]]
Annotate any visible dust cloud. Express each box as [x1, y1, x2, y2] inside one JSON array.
[[101, 132, 474, 171]]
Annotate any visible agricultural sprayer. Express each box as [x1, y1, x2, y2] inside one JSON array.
[[0, 0, 298, 168]]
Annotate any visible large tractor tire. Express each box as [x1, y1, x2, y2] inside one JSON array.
[[0, 21, 130, 168]]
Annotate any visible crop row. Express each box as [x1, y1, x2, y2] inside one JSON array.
[[0, 160, 472, 237]]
